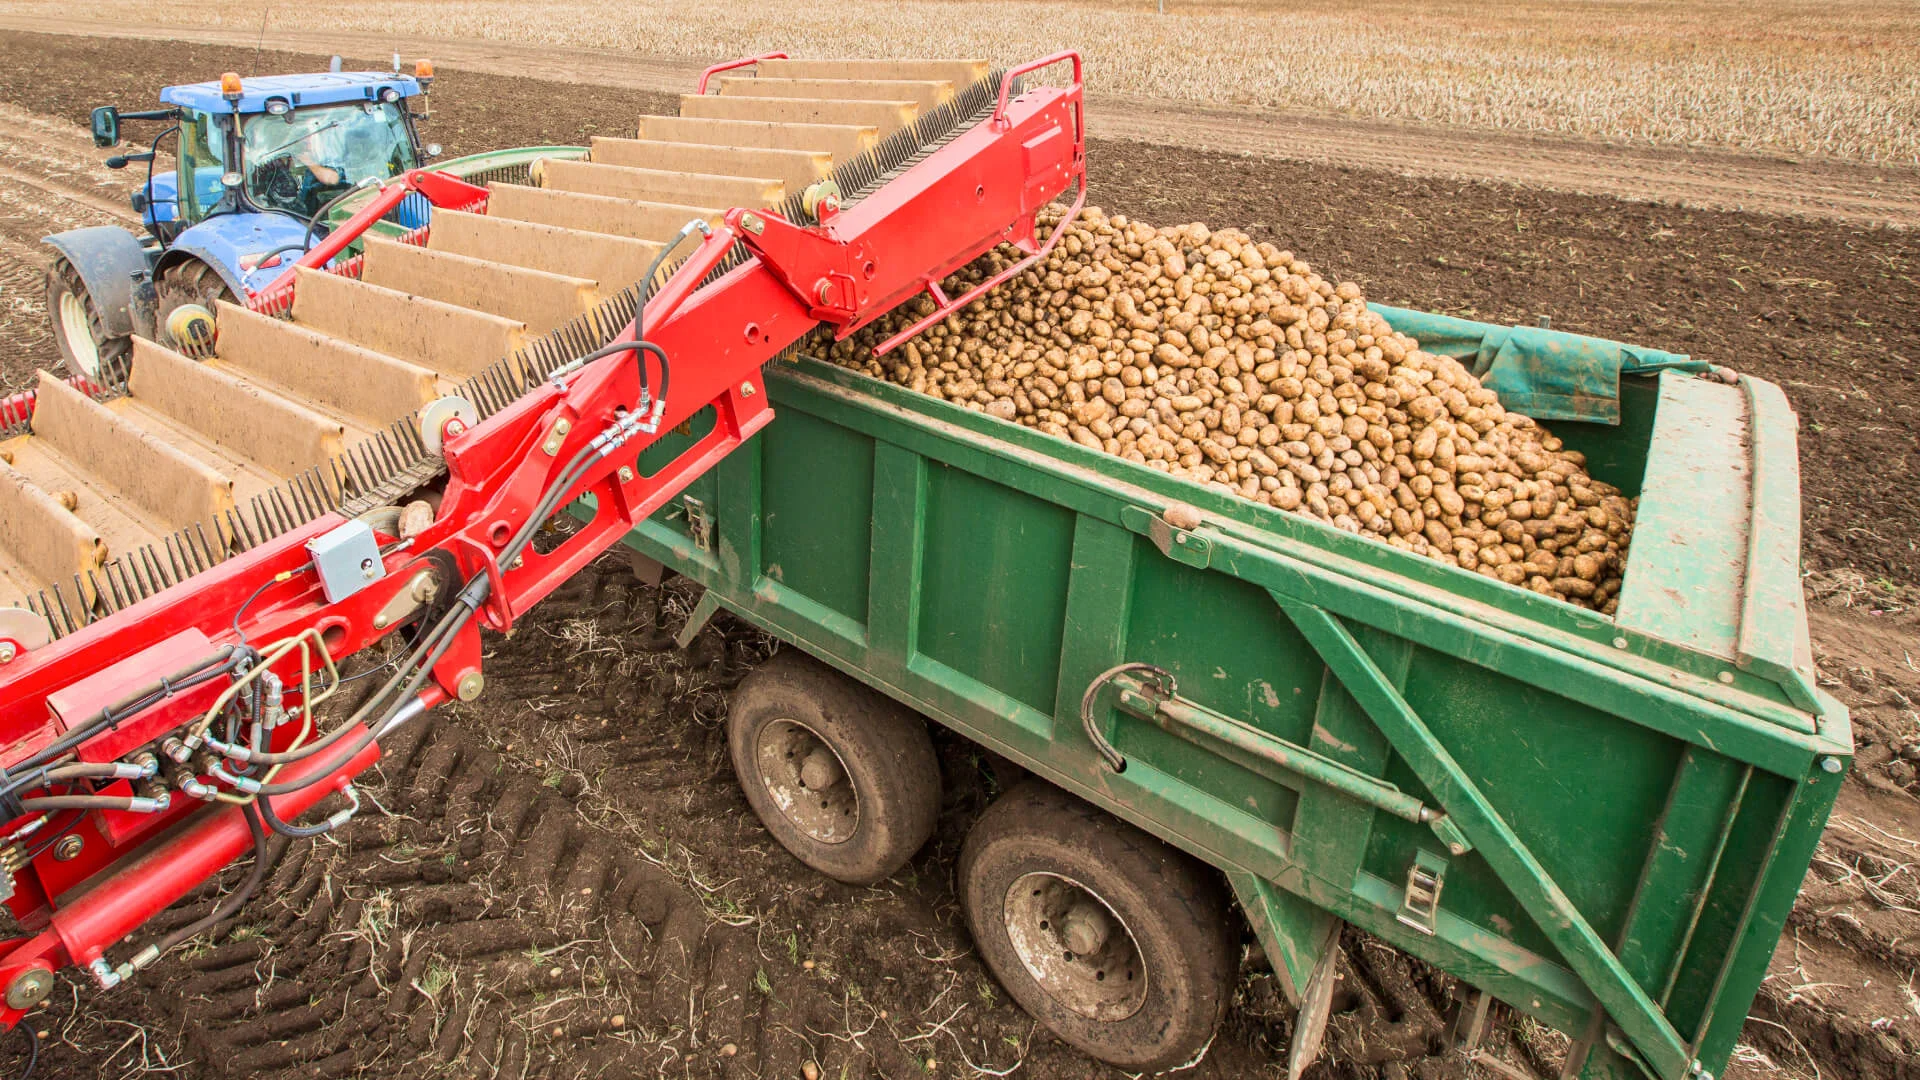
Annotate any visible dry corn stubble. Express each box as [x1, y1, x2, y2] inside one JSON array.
[[818, 206, 1636, 613]]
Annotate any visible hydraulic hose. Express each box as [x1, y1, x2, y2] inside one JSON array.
[[9, 647, 242, 773], [141, 803, 270, 960], [226, 356, 664, 803], [19, 792, 168, 814], [257, 784, 361, 838]]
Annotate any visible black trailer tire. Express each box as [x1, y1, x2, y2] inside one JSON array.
[[959, 781, 1235, 1072], [46, 256, 129, 379], [727, 650, 940, 885]]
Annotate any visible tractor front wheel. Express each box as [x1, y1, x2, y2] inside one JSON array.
[[46, 257, 129, 380], [154, 259, 235, 352]]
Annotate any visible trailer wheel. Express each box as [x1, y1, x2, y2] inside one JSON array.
[[727, 651, 940, 885], [959, 781, 1234, 1072], [46, 257, 129, 379]]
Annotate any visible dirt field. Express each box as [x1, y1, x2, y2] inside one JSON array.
[[6, 16, 1919, 225], [0, 29, 1913, 1080], [3, 0, 1919, 166]]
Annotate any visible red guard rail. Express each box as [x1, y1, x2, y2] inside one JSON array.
[[696, 52, 788, 94]]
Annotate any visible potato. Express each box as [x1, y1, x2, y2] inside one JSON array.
[[817, 206, 1635, 612]]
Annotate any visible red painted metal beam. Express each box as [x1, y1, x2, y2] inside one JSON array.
[[0, 52, 1086, 1009]]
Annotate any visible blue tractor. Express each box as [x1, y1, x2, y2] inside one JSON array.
[[45, 62, 441, 377]]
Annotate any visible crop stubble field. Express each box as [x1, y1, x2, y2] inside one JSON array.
[[0, 22, 1913, 1080], [2, 0, 1917, 164]]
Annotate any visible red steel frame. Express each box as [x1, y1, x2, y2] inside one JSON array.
[[0, 52, 1084, 1022]]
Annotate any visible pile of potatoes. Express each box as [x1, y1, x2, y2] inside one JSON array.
[[814, 206, 1635, 612]]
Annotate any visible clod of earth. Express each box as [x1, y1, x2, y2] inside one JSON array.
[[821, 206, 1636, 611]]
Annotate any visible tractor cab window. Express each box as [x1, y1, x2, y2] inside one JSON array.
[[242, 101, 412, 219], [177, 111, 228, 222]]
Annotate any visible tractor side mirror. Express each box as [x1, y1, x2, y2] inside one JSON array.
[[90, 106, 119, 148]]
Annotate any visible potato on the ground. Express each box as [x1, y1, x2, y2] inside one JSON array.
[[816, 206, 1635, 613]]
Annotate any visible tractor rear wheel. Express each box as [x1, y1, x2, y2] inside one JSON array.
[[155, 259, 235, 352], [46, 257, 129, 380]]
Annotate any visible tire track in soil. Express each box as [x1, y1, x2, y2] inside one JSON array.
[[127, 712, 808, 1080]]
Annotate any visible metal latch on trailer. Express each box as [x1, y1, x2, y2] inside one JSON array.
[[1119, 503, 1212, 568], [1397, 849, 1448, 936], [675, 495, 712, 553]]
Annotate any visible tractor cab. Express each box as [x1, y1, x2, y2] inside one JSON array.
[[45, 64, 441, 377], [96, 68, 435, 246]]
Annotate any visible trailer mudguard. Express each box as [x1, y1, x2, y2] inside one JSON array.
[[40, 225, 154, 340]]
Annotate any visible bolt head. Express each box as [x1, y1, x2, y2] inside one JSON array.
[[740, 381, 756, 398], [4, 966, 54, 1009], [1820, 756, 1845, 774], [373, 613, 390, 630], [457, 672, 485, 702], [53, 834, 84, 862], [617, 466, 635, 483], [0, 642, 14, 663]]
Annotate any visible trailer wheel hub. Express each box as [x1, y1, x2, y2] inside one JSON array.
[[755, 718, 859, 844], [1002, 872, 1146, 1021]]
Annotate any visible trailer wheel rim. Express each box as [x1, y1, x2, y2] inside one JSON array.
[[1002, 871, 1147, 1021], [57, 289, 101, 378], [754, 718, 860, 844]]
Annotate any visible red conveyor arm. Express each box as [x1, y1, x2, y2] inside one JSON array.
[[0, 54, 1083, 1021]]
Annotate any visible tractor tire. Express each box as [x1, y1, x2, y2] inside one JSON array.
[[959, 780, 1236, 1072], [727, 650, 940, 885], [154, 258, 236, 351], [46, 256, 129, 380]]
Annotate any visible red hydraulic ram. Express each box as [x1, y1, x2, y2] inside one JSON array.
[[0, 52, 1084, 1024]]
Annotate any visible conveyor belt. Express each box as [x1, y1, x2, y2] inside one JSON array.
[[0, 60, 1004, 640]]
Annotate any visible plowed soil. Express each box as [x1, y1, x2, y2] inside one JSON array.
[[0, 28, 1914, 1080], [5, 15, 1919, 226]]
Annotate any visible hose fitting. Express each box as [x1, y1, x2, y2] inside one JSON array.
[[89, 957, 121, 990], [208, 762, 262, 795]]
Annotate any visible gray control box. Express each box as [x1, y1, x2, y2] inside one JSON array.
[[306, 519, 385, 603]]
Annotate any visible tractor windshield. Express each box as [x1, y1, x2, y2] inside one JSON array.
[[242, 101, 412, 219]]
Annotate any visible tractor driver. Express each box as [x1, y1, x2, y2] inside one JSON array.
[[246, 112, 353, 217]]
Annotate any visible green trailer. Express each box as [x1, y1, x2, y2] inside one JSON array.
[[604, 307, 1847, 1079]]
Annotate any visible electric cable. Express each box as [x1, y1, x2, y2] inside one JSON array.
[[6, 647, 242, 775], [11, 1018, 35, 1080]]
